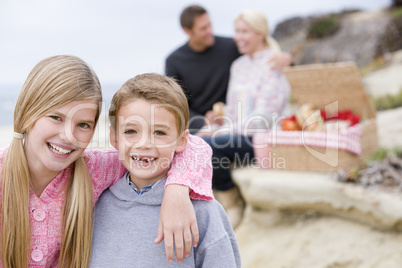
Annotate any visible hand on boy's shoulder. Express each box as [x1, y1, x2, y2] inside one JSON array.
[[191, 199, 231, 227]]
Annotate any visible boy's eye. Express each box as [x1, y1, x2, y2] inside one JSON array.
[[124, 129, 137, 134], [78, 123, 91, 129], [154, 130, 166, 136]]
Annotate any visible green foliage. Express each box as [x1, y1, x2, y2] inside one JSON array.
[[368, 147, 402, 162], [392, 7, 402, 18], [368, 148, 389, 162], [307, 15, 340, 39], [373, 88, 402, 111]]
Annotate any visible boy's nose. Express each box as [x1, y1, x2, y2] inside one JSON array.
[[135, 133, 153, 149]]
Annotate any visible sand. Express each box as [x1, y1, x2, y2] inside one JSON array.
[[363, 50, 402, 98], [0, 124, 13, 148]]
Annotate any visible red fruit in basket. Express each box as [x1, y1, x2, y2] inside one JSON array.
[[338, 110, 352, 120], [348, 114, 361, 126], [282, 118, 301, 131], [320, 109, 328, 121]]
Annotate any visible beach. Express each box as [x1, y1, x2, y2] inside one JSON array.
[[0, 125, 12, 148], [1, 57, 402, 267]]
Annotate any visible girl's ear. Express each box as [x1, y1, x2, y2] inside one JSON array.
[[109, 126, 118, 149], [175, 129, 189, 153]]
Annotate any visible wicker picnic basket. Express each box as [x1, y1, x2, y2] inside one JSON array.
[[269, 62, 378, 173]]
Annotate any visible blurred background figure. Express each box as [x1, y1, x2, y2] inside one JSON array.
[[196, 9, 291, 228], [165, 5, 292, 134]]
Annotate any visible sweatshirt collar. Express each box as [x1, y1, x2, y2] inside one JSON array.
[[109, 172, 165, 205]]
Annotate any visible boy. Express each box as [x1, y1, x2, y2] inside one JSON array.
[[89, 73, 241, 267]]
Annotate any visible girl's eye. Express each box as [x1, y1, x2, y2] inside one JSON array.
[[125, 129, 137, 134], [78, 123, 91, 129], [50, 115, 62, 121], [154, 130, 166, 136]]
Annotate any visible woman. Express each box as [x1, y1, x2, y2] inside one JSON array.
[[199, 9, 291, 228]]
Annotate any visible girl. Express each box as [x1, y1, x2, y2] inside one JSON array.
[[0, 55, 212, 267], [198, 9, 290, 228]]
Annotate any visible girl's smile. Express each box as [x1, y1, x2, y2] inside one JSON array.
[[47, 142, 75, 157], [24, 99, 97, 192]]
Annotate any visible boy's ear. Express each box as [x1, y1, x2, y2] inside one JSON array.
[[109, 126, 118, 149], [175, 129, 189, 153]]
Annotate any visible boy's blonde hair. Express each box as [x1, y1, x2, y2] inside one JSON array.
[[109, 73, 189, 135], [235, 9, 281, 52], [1, 55, 102, 268]]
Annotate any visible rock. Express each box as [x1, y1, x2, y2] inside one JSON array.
[[232, 168, 402, 268], [233, 168, 402, 230], [273, 16, 312, 58], [273, 17, 310, 40], [274, 10, 390, 67]]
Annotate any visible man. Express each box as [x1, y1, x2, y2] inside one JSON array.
[[165, 5, 292, 133], [165, 5, 292, 228]]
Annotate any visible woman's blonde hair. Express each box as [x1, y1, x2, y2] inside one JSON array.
[[235, 9, 281, 52], [109, 73, 189, 135], [1, 55, 102, 268]]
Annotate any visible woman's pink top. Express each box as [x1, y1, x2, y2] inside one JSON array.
[[0, 135, 213, 267]]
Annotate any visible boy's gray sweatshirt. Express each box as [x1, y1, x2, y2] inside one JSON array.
[[90, 175, 241, 268]]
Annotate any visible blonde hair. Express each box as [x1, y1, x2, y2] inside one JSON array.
[[1, 55, 102, 268], [235, 9, 281, 52], [109, 73, 189, 135]]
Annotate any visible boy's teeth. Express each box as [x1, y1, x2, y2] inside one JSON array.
[[132, 156, 156, 163], [48, 143, 72, 155]]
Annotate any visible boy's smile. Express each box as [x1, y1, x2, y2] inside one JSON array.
[[131, 154, 156, 165], [111, 98, 188, 190]]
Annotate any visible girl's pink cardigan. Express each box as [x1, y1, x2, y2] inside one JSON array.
[[0, 135, 213, 267]]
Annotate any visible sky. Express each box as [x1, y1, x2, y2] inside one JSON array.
[[0, 0, 391, 88]]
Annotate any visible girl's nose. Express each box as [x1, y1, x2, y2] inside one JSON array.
[[61, 125, 77, 146]]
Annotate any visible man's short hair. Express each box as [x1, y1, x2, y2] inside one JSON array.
[[180, 5, 207, 30]]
